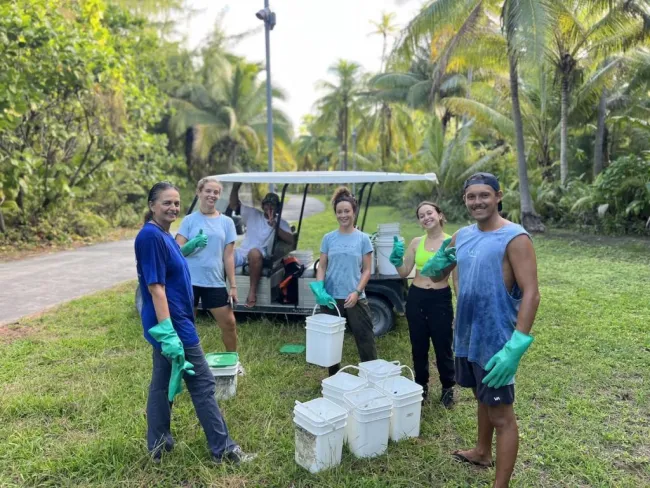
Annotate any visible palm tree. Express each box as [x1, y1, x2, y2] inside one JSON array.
[[368, 12, 399, 72], [295, 116, 338, 171], [391, 0, 549, 231], [548, 0, 650, 186], [170, 60, 292, 178], [314, 60, 365, 170]]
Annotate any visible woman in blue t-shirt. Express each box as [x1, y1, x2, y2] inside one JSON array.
[[134, 181, 253, 465], [310, 186, 377, 376], [175, 177, 240, 363]]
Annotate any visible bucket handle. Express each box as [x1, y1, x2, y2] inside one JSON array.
[[294, 400, 338, 433], [400, 365, 415, 382], [334, 365, 361, 376], [311, 303, 341, 318]]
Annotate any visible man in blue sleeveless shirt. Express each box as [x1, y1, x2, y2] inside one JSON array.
[[428, 173, 540, 488]]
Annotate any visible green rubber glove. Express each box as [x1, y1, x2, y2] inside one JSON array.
[[309, 281, 335, 309], [148, 318, 196, 402], [420, 237, 456, 278], [482, 330, 534, 388], [181, 229, 208, 257], [389, 235, 405, 267], [169, 356, 196, 402], [148, 318, 185, 361]]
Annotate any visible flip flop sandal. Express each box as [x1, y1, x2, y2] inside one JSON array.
[[452, 451, 495, 468]]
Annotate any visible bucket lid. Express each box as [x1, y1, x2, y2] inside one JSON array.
[[205, 352, 239, 368], [343, 388, 392, 412], [279, 344, 305, 354], [294, 398, 347, 426], [322, 372, 367, 392], [375, 376, 423, 397], [358, 359, 401, 376]]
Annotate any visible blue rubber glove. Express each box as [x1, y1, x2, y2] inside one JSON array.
[[420, 237, 456, 278], [181, 229, 208, 257], [149, 318, 196, 401], [309, 281, 335, 309], [389, 236, 405, 267], [482, 330, 534, 388]]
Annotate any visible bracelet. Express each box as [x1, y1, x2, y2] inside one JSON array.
[[230, 285, 237, 289], [354, 289, 362, 296]]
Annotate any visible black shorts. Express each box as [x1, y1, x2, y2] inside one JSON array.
[[193, 286, 229, 309], [455, 357, 515, 406]]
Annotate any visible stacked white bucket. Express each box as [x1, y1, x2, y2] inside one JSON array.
[[294, 359, 424, 472], [374, 222, 403, 275], [293, 398, 347, 473]]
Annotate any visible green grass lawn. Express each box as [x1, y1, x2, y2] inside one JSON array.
[[1, 207, 649, 487]]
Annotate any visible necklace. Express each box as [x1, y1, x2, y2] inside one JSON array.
[[149, 219, 169, 234], [424, 235, 441, 251]]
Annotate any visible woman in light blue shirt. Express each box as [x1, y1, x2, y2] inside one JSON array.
[[175, 177, 240, 360], [312, 187, 377, 376]]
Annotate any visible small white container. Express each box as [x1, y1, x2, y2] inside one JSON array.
[[375, 374, 423, 441], [293, 398, 348, 473], [343, 389, 392, 458], [321, 366, 369, 442], [210, 362, 239, 401], [374, 235, 403, 275], [305, 306, 346, 367], [358, 359, 403, 386]]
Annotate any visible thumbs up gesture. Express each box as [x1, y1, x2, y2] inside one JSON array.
[[389, 235, 405, 267]]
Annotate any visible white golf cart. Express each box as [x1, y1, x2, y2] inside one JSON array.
[[136, 171, 437, 336]]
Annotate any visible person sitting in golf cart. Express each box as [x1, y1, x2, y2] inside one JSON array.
[[228, 182, 294, 307]]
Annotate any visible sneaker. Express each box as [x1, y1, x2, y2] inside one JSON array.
[[237, 363, 246, 376], [440, 387, 455, 409], [213, 446, 257, 465]]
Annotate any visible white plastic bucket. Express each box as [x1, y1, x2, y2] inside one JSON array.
[[375, 236, 402, 275], [375, 372, 423, 441], [210, 362, 239, 401], [293, 398, 347, 473], [377, 222, 401, 235], [306, 305, 346, 367], [358, 359, 403, 385], [343, 389, 392, 458], [321, 366, 369, 442]]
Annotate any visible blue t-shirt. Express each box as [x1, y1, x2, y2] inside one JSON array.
[[135, 222, 200, 349], [321, 230, 373, 299], [454, 223, 530, 370], [177, 212, 237, 288]]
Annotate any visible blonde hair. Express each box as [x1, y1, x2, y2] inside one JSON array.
[[196, 176, 222, 193]]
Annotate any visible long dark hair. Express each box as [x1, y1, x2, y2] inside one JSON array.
[[331, 186, 358, 214], [144, 181, 179, 223]]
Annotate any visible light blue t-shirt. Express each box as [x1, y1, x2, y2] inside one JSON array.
[[177, 212, 237, 288], [321, 229, 373, 299], [454, 223, 530, 369]]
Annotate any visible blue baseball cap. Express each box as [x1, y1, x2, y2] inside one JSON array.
[[463, 172, 503, 212]]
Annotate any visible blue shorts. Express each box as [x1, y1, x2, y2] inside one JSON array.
[[455, 357, 515, 406]]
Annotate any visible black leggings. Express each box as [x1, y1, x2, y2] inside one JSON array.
[[405, 285, 455, 390]]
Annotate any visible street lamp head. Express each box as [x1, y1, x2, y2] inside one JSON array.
[[255, 8, 276, 30]]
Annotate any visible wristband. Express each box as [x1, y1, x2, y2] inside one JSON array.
[[354, 289, 362, 296]]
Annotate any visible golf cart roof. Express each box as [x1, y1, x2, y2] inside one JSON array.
[[208, 171, 437, 185]]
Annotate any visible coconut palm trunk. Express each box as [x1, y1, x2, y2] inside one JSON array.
[[593, 87, 607, 178], [560, 73, 570, 185], [508, 51, 545, 233]]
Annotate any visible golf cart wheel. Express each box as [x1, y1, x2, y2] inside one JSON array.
[[368, 295, 394, 337], [135, 286, 143, 315]]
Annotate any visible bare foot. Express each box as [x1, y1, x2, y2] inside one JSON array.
[[452, 448, 494, 468], [245, 292, 257, 308]]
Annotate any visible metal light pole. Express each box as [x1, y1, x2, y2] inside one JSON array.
[[352, 128, 357, 195], [256, 2, 276, 192]]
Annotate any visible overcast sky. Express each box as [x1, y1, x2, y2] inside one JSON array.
[[184, 0, 424, 130]]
